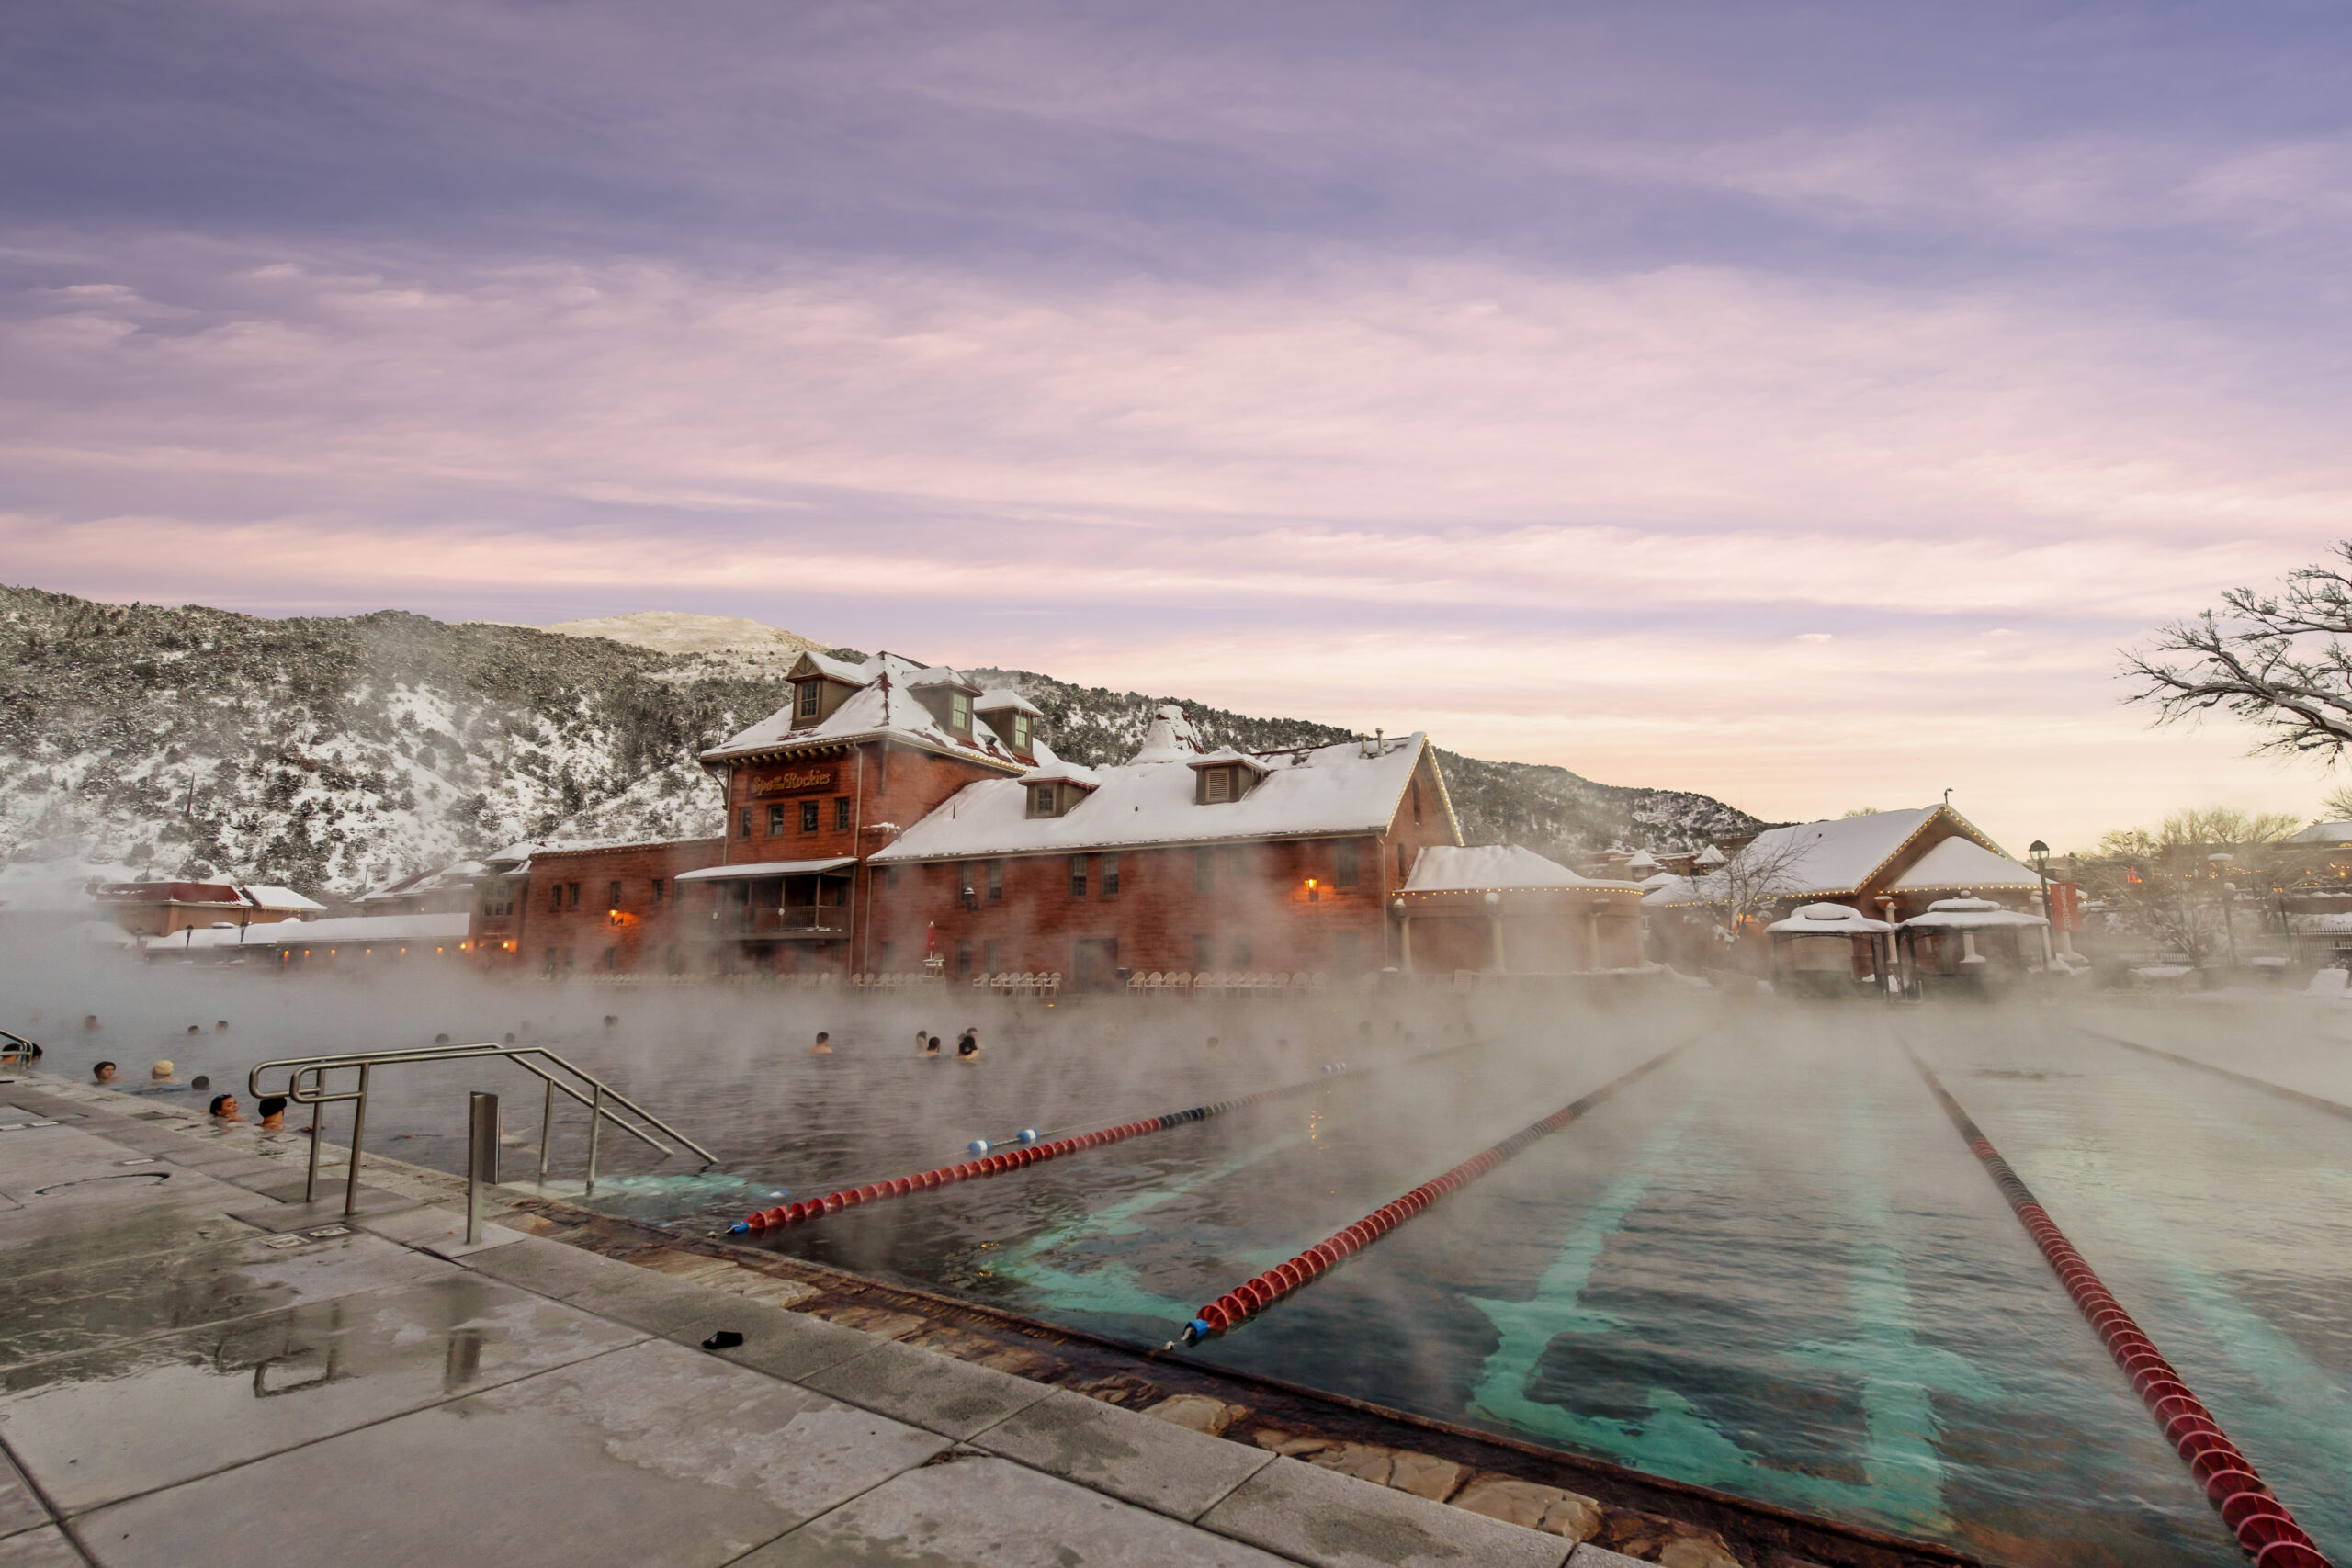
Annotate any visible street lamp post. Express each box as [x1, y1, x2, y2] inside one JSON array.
[[2029, 840, 2054, 970], [2210, 852, 2240, 970]]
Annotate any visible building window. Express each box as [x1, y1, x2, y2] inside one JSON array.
[[1334, 931, 1362, 973], [548, 884, 562, 914], [959, 862, 977, 899], [544, 946, 559, 972], [800, 799, 820, 832], [1412, 781, 1423, 825], [738, 807, 752, 839], [1206, 767, 1235, 804], [1102, 853, 1119, 896], [956, 940, 972, 975], [650, 878, 664, 904], [561, 947, 575, 971], [949, 691, 971, 731], [834, 796, 851, 830], [1069, 856, 1088, 897], [664, 944, 683, 973], [1194, 848, 1214, 891], [1225, 845, 1247, 874], [1193, 934, 1214, 969], [1397, 843, 1408, 879], [567, 882, 581, 908], [607, 881, 621, 909], [1230, 934, 1252, 966], [768, 805, 785, 835], [983, 940, 1000, 973], [1334, 840, 1359, 890], [1011, 714, 1031, 750], [887, 863, 900, 889], [602, 945, 618, 971], [1028, 783, 1057, 818], [987, 860, 1003, 901], [797, 682, 820, 719]]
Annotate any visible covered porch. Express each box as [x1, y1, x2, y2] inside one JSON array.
[[675, 857, 858, 971]]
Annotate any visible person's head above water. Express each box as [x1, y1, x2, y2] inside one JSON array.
[[189, 1075, 210, 1092], [209, 1093, 239, 1120], [257, 1096, 288, 1130], [810, 1032, 832, 1054], [92, 1060, 117, 1082], [150, 1060, 175, 1081]]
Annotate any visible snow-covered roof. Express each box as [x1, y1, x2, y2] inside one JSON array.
[[1648, 806, 2013, 908], [1887, 836, 2041, 892], [974, 688, 1043, 718], [1902, 897, 2046, 931], [700, 652, 1026, 772], [874, 735, 1450, 862], [1404, 844, 1640, 894], [1023, 760, 1104, 789], [1189, 746, 1273, 774], [1767, 902, 1893, 935], [160, 912, 473, 949], [1638, 870, 1679, 891], [1625, 851, 1662, 875], [353, 862, 483, 904], [673, 857, 857, 883], [1693, 845, 1727, 868], [2286, 820, 2352, 845], [238, 885, 327, 912], [796, 650, 872, 685]]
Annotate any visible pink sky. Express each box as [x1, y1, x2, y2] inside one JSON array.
[[6, 3, 2350, 853]]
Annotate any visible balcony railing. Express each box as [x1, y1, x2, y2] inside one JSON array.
[[718, 906, 850, 937]]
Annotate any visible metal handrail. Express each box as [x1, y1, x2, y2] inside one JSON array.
[[250, 1042, 718, 1215]]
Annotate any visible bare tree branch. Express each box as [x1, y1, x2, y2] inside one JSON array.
[[2125, 543, 2352, 761]]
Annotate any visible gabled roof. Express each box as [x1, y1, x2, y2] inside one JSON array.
[[700, 652, 1027, 772], [2286, 820, 2352, 845], [1188, 746, 1272, 774], [1642, 805, 2009, 907], [1404, 844, 1640, 894], [975, 688, 1043, 717], [873, 734, 1452, 862], [1887, 836, 2041, 893]]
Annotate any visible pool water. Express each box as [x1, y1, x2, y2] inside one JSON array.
[[7, 951, 2346, 1566]]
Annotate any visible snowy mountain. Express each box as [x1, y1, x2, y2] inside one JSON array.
[[0, 589, 1758, 906]]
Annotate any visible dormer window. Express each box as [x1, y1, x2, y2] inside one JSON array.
[[1010, 714, 1031, 751], [797, 682, 820, 719], [1029, 783, 1058, 818], [1204, 768, 1237, 803], [949, 691, 971, 732]]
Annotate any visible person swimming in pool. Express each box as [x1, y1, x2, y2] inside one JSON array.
[[256, 1096, 288, 1132], [956, 1028, 981, 1059], [92, 1060, 118, 1083], [209, 1093, 242, 1122], [809, 1031, 833, 1055], [920, 1032, 940, 1056]]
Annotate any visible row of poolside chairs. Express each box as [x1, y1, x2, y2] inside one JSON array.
[[852, 971, 945, 988], [972, 972, 1062, 998], [1129, 971, 1328, 992]]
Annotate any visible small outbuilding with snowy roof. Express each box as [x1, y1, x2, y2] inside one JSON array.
[[1642, 804, 2047, 978], [1395, 845, 1646, 974]]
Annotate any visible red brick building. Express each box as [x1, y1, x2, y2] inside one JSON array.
[[461, 650, 1693, 986], [470, 837, 724, 974], [866, 709, 1461, 987]]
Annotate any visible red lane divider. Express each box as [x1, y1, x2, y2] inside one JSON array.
[[1180, 1041, 1690, 1344], [730, 1063, 1368, 1234], [1908, 1054, 2332, 1568]]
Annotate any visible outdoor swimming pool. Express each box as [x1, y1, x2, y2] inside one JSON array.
[[7, 954, 2346, 1567]]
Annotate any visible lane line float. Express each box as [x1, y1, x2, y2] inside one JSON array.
[[1907, 1053, 2332, 1568], [1178, 1039, 1691, 1344], [730, 1060, 1374, 1234], [2077, 1027, 2352, 1123]]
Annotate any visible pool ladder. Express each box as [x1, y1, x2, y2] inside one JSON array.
[[250, 1043, 718, 1217]]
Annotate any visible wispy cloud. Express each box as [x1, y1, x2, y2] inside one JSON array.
[[4, 1, 2349, 849]]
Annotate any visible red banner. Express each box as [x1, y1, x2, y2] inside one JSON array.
[[2048, 881, 2083, 932]]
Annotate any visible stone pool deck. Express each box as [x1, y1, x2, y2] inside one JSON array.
[[0, 1071, 1962, 1568]]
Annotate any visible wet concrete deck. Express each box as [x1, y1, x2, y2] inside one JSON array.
[[0, 1072, 1659, 1568]]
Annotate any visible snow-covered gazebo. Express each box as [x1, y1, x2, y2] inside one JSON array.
[[1764, 902, 1894, 998]]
